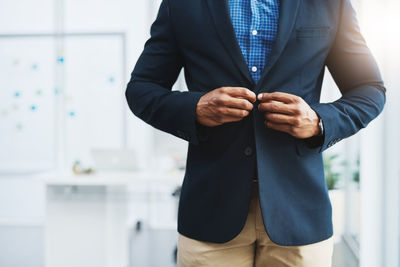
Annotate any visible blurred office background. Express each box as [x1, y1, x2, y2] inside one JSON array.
[[0, 0, 399, 266]]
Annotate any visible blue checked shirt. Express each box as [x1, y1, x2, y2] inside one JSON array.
[[228, 0, 280, 83]]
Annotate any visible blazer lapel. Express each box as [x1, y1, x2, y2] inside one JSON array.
[[256, 0, 301, 89], [205, 0, 254, 85], [205, 0, 301, 88]]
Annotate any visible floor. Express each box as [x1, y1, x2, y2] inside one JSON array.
[[0, 226, 358, 267]]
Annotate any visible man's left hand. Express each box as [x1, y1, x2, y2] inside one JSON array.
[[257, 92, 320, 139]]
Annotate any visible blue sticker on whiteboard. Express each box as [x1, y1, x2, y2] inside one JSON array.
[[69, 111, 76, 117], [57, 57, 64, 63], [16, 123, 23, 130], [54, 88, 60, 95], [31, 63, 38, 70], [109, 76, 115, 83], [30, 105, 37, 111], [36, 89, 42, 96], [14, 91, 21, 98]]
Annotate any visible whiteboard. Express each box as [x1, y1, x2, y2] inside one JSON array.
[[0, 37, 56, 172], [0, 34, 126, 173]]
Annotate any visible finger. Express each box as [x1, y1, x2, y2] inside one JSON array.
[[224, 96, 254, 111], [258, 92, 300, 104], [219, 107, 250, 119], [224, 87, 257, 103], [265, 112, 298, 125], [220, 115, 247, 123], [264, 121, 293, 135], [258, 101, 295, 115]]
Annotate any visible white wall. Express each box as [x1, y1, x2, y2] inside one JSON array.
[[0, 176, 45, 225]]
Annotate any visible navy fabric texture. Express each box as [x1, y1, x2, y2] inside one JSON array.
[[125, 0, 386, 246]]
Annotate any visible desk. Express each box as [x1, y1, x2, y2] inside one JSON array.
[[34, 170, 184, 267]]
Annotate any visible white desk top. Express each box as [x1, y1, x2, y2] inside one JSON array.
[[33, 169, 185, 186]]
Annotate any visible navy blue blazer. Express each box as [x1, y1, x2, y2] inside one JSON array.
[[125, 0, 386, 246]]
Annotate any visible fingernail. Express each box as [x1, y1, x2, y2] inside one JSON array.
[[258, 93, 263, 100]]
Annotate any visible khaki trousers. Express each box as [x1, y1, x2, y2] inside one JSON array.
[[177, 181, 334, 267]]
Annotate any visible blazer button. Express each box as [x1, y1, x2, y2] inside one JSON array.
[[244, 146, 253, 157]]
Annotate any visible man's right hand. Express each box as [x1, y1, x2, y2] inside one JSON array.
[[196, 87, 256, 127]]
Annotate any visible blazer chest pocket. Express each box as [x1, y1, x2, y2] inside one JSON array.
[[296, 26, 331, 39]]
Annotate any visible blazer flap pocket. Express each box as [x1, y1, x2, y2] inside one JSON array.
[[296, 26, 331, 38]]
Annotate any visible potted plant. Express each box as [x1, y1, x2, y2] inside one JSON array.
[[323, 153, 345, 242], [323, 154, 340, 190]]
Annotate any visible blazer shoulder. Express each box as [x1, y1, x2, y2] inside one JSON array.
[[322, 0, 343, 11], [166, 0, 202, 11], [167, 0, 189, 8]]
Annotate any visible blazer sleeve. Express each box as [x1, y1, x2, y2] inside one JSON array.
[[308, 0, 386, 152], [125, 0, 210, 145]]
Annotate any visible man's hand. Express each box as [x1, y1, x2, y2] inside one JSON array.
[[257, 92, 321, 139], [196, 87, 256, 127]]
